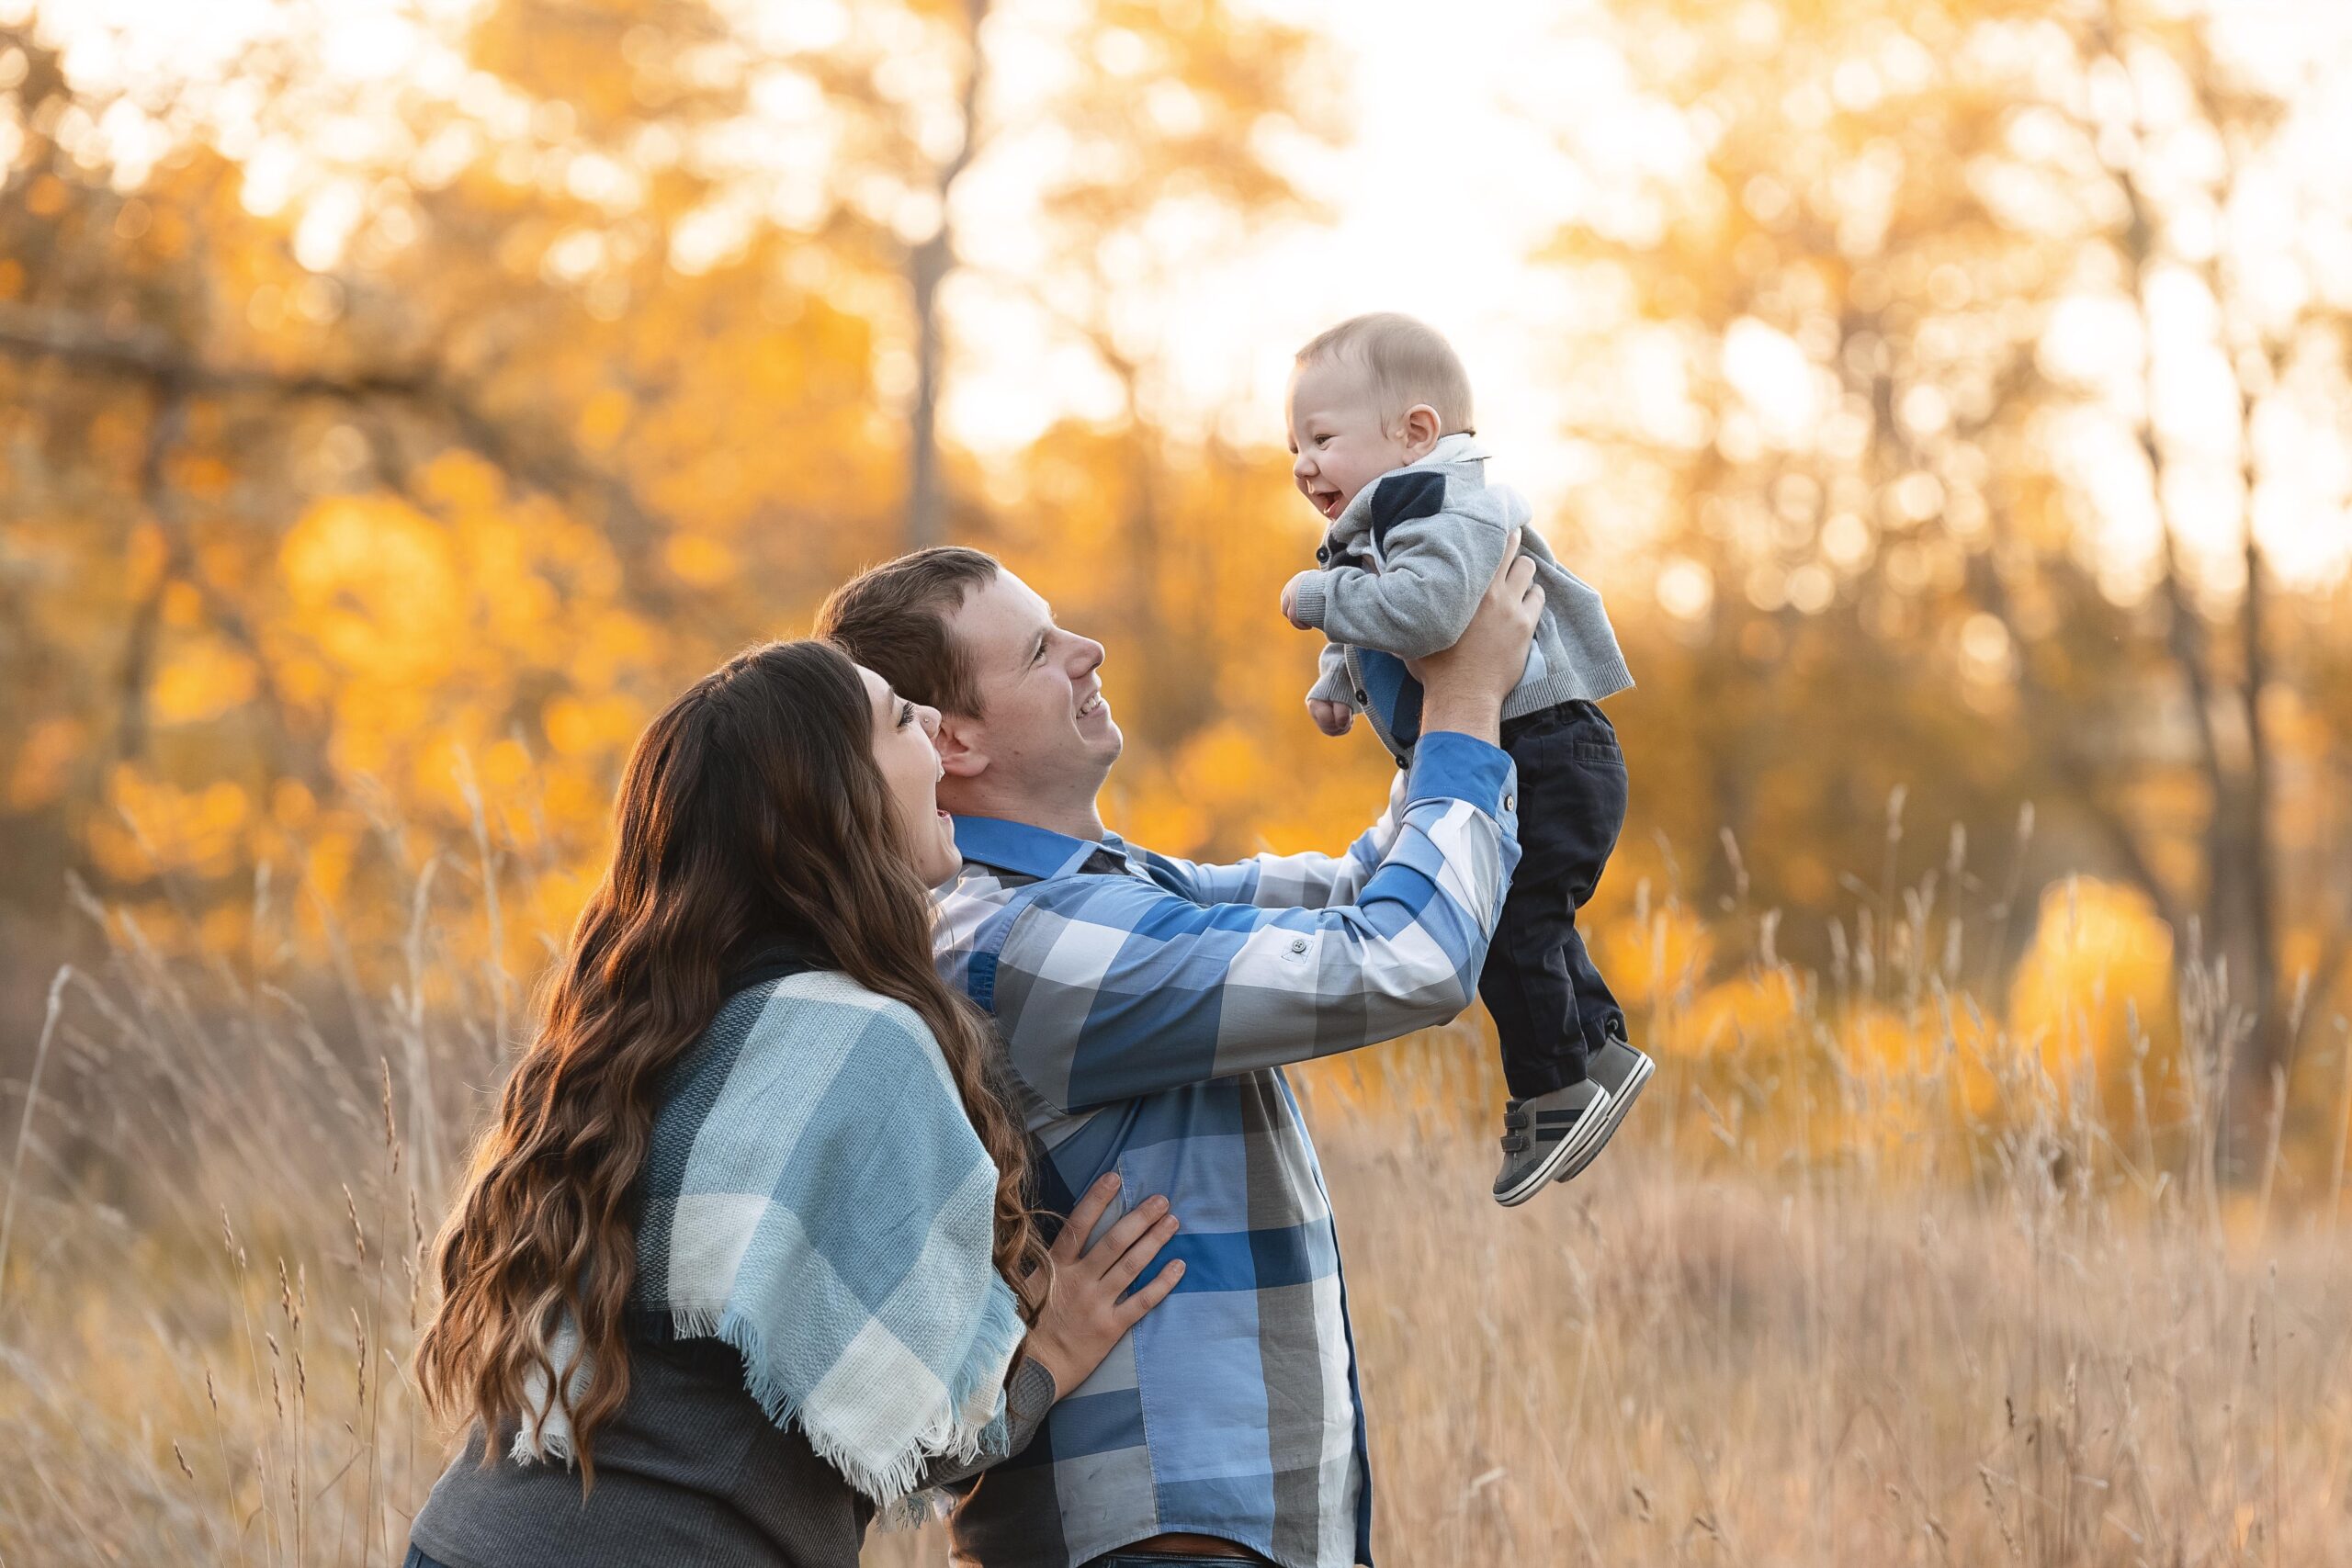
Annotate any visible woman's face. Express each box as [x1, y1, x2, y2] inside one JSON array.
[[860, 665, 962, 889]]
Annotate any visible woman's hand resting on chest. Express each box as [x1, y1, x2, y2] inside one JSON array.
[[1017, 1173, 1184, 1400]]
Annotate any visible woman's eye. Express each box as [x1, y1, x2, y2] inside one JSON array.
[[897, 702, 915, 728]]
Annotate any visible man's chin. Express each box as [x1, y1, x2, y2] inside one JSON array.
[[1077, 714, 1123, 765]]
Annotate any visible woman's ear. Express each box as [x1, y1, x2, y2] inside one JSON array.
[[1399, 402, 1442, 460], [934, 714, 987, 780]]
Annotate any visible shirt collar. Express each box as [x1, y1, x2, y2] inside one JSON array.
[[951, 814, 1134, 880], [1421, 432, 1487, 466]]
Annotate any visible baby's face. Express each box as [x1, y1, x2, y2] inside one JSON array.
[[1286, 355, 1412, 522]]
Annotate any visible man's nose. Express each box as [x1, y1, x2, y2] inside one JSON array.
[[1071, 635, 1106, 673]]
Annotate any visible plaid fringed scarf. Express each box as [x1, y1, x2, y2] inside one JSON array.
[[514, 953, 1027, 1514]]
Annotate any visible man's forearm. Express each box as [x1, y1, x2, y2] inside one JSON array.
[[1419, 686, 1504, 746]]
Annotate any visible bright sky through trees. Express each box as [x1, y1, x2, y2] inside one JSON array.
[[23, 0, 2352, 585]]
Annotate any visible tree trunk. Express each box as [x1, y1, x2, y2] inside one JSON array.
[[901, 0, 991, 551], [906, 231, 949, 549], [2240, 511, 2282, 1078]]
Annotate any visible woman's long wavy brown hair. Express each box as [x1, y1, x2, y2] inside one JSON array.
[[414, 638, 1048, 1483]]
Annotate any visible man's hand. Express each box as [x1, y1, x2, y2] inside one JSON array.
[[1307, 698, 1354, 737], [1279, 573, 1316, 629], [1410, 531, 1541, 747]]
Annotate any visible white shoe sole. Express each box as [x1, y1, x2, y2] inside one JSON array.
[[1493, 1085, 1614, 1207], [1553, 1049, 1653, 1184]]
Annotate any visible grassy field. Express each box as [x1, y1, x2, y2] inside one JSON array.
[[4, 846, 2349, 1567]]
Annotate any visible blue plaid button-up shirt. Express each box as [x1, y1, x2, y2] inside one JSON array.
[[933, 732, 1519, 1568]]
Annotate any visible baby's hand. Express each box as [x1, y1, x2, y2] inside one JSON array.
[[1279, 573, 1315, 629], [1307, 699, 1354, 737]]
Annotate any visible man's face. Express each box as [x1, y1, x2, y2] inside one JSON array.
[[944, 570, 1121, 795]]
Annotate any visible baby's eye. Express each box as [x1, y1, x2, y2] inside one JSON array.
[[1316, 434, 1332, 447]]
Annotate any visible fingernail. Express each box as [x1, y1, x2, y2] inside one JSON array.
[[1100, 1173, 1121, 1191]]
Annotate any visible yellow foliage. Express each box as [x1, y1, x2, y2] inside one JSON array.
[[2006, 876, 2177, 1111], [152, 638, 260, 725], [662, 532, 737, 588], [161, 579, 204, 628], [1593, 902, 1712, 1009], [269, 777, 316, 829], [281, 495, 463, 683], [91, 767, 252, 881], [418, 450, 505, 512], [576, 387, 633, 453], [1675, 967, 1804, 1057], [6, 716, 83, 809]]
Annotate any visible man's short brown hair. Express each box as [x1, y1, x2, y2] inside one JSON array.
[[816, 547, 1001, 718]]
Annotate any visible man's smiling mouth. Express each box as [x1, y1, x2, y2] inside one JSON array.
[[1078, 689, 1106, 717]]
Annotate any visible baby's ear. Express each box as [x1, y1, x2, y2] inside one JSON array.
[[1399, 402, 1442, 457]]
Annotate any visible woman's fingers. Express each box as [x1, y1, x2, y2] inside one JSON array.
[[1054, 1171, 1123, 1264], [1115, 1257, 1187, 1327], [1078, 1194, 1170, 1280], [1102, 1213, 1180, 1292]]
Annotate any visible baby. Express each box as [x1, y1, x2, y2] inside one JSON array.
[[1278, 312, 1652, 1205]]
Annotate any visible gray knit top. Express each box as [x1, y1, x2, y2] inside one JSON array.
[[410, 1337, 1055, 1568]]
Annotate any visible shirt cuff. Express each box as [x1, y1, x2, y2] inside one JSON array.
[[1286, 570, 1334, 629], [1002, 1357, 1057, 1453], [1402, 730, 1518, 824]]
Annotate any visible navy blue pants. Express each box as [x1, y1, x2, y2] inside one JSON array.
[[1476, 701, 1630, 1100]]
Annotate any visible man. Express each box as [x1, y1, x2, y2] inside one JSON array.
[[818, 541, 1540, 1568]]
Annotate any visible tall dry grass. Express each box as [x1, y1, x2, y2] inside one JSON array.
[[4, 797, 2349, 1566]]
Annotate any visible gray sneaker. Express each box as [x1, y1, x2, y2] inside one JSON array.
[[1493, 1081, 1613, 1206], [1551, 1032, 1655, 1185]]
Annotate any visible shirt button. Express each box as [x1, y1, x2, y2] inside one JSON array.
[[1288, 936, 1309, 954], [1505, 793, 1516, 810]]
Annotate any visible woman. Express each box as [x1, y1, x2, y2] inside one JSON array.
[[407, 639, 1183, 1567]]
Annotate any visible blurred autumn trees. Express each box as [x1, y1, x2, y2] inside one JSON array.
[[3, 0, 2350, 1131], [1540, 0, 2352, 1093], [0, 0, 1350, 987]]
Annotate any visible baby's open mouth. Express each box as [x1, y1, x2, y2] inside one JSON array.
[[1310, 489, 1341, 517]]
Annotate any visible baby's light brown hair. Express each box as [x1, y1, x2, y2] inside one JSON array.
[[1295, 312, 1476, 436]]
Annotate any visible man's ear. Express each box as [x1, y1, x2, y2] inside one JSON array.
[[1398, 402, 1442, 459], [934, 713, 988, 779]]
